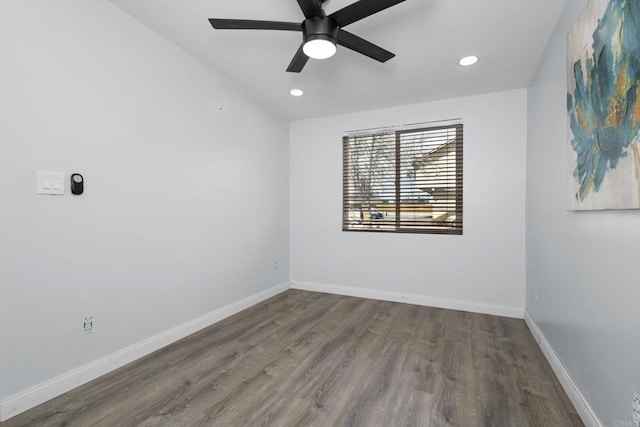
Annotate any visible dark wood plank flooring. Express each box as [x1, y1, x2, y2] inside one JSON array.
[[1, 290, 582, 426]]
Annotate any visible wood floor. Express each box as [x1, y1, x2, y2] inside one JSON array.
[[2, 290, 582, 426]]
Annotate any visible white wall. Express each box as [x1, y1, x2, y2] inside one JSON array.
[[526, 0, 640, 425], [290, 90, 528, 317], [0, 0, 289, 400]]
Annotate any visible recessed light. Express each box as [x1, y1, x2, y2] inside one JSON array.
[[290, 89, 304, 97], [459, 55, 479, 66]]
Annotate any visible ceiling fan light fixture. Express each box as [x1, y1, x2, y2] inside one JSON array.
[[303, 35, 337, 60]]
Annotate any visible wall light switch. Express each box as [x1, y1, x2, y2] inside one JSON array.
[[37, 171, 65, 195]]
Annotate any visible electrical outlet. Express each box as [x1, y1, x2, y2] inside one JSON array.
[[83, 316, 93, 334], [533, 289, 538, 302], [633, 394, 640, 426], [273, 261, 279, 271]]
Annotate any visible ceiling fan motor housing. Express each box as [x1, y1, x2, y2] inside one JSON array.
[[303, 17, 338, 45]]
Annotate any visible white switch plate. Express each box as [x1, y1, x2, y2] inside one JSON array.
[[37, 171, 65, 195]]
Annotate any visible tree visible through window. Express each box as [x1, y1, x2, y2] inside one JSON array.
[[343, 124, 463, 234]]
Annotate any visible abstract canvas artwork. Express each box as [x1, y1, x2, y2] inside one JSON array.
[[567, 0, 640, 210]]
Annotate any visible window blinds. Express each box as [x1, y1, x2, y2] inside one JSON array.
[[343, 123, 463, 235]]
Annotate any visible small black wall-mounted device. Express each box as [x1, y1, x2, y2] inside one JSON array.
[[71, 173, 84, 195]]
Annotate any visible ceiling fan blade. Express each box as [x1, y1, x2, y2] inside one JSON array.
[[286, 44, 310, 73], [329, 0, 405, 27], [209, 19, 301, 31], [337, 29, 394, 62], [296, 0, 325, 18]]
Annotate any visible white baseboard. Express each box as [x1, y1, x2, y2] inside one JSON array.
[[291, 281, 524, 319], [523, 310, 602, 427], [0, 282, 291, 422]]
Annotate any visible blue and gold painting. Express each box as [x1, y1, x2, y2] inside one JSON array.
[[567, 0, 640, 210]]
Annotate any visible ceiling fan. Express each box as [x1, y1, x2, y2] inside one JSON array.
[[209, 0, 406, 73]]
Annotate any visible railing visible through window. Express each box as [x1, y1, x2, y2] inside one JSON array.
[[343, 123, 463, 235]]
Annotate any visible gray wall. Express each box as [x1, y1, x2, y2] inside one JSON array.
[[290, 90, 528, 316], [526, 0, 640, 424], [0, 0, 289, 398]]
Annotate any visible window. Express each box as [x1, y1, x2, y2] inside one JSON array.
[[343, 123, 463, 235]]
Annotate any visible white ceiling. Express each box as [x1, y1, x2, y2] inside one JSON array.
[[109, 0, 565, 121]]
